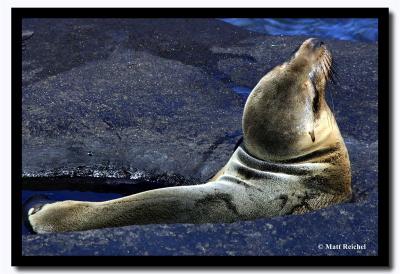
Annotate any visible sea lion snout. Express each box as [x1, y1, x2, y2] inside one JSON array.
[[288, 38, 332, 77], [305, 38, 325, 49]]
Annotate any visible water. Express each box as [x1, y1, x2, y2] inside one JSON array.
[[22, 190, 124, 205], [221, 18, 378, 43], [225, 18, 378, 98]]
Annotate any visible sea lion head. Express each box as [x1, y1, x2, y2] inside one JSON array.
[[243, 38, 338, 162]]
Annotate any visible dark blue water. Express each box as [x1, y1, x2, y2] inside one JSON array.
[[222, 18, 378, 43], [22, 190, 124, 205]]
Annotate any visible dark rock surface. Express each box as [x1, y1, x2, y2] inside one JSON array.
[[21, 18, 378, 256], [22, 18, 254, 184], [22, 201, 377, 256]]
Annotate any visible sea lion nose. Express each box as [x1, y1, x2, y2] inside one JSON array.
[[309, 38, 324, 49]]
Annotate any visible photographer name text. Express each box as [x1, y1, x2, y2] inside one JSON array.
[[318, 243, 366, 250]]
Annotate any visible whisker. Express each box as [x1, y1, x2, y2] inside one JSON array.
[[330, 59, 340, 84], [324, 54, 339, 84], [322, 53, 332, 81], [321, 60, 329, 82], [325, 60, 334, 82]]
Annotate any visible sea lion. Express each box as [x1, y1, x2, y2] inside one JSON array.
[[27, 38, 351, 234]]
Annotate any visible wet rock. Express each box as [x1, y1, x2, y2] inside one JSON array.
[[22, 18, 251, 183], [22, 198, 377, 256]]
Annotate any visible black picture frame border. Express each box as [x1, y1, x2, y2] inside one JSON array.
[[12, 7, 390, 267]]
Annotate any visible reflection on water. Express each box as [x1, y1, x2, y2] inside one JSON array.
[[221, 18, 378, 43]]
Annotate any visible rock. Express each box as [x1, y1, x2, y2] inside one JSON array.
[[21, 18, 378, 256], [22, 18, 252, 185], [22, 200, 377, 256]]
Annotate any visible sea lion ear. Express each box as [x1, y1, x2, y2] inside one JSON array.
[[309, 130, 316, 142]]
